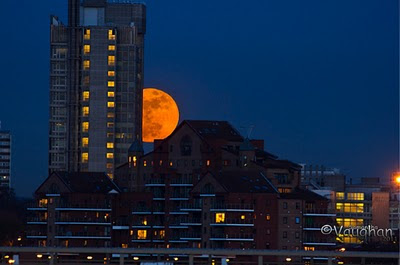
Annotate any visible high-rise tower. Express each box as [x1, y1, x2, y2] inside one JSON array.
[[48, 0, 146, 178], [0, 129, 11, 190]]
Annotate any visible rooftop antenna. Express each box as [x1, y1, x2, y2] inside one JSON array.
[[240, 124, 255, 139]]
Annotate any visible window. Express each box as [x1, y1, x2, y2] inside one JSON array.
[[283, 217, 287, 224], [180, 135, 192, 156], [283, 202, 288, 209], [108, 56, 115, 66], [295, 232, 300, 239], [283, 231, 287, 238], [215, 213, 225, 223], [108, 29, 116, 40], [137, 230, 147, 239], [108, 71, 115, 77], [107, 163, 113, 169], [108, 102, 115, 108], [107, 142, 114, 149], [121, 244, 128, 248], [82, 107, 89, 116], [83, 76, 90, 85], [108, 45, 115, 51], [82, 152, 89, 163], [241, 215, 245, 220], [336, 192, 345, 200], [296, 202, 300, 209], [107, 112, 115, 118], [83, 60, 90, 70], [38, 199, 48, 207], [83, 91, 90, 101], [266, 214, 271, 221], [295, 217, 300, 224], [108, 81, 115, 87], [206, 160, 211, 166], [347, 193, 364, 201], [336, 203, 364, 213], [304, 246, 315, 251], [107, 122, 114, 128], [275, 174, 289, 184], [84, 29, 90, 40], [82, 122, 89, 132], [84, 45, 90, 54], [82, 138, 89, 148], [107, 153, 114, 159], [108, 92, 115, 97]]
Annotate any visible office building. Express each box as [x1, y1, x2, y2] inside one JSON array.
[[48, 0, 146, 178], [0, 130, 11, 190]]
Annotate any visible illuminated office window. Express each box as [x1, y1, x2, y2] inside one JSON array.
[[82, 153, 89, 163], [215, 213, 225, 223], [137, 230, 147, 239], [82, 137, 89, 148], [82, 122, 89, 132], [108, 29, 116, 40], [82, 107, 89, 116], [108, 81, 115, 87], [108, 45, 116, 51], [107, 112, 115, 118], [108, 56, 115, 66], [107, 142, 114, 149], [108, 102, 115, 108], [83, 91, 90, 101], [83, 60, 90, 70], [106, 153, 114, 159], [108, 92, 115, 97], [108, 71, 115, 77], [337, 203, 364, 213], [84, 29, 90, 40], [336, 192, 345, 200], [84, 45, 90, 54], [347, 193, 364, 201]]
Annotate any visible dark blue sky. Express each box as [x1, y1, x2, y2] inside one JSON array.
[[0, 0, 398, 196]]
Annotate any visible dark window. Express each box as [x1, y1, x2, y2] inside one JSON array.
[[283, 232, 287, 238], [283, 217, 287, 224], [295, 232, 300, 239], [283, 202, 288, 209], [295, 217, 300, 224], [180, 135, 192, 156], [275, 174, 289, 184], [296, 202, 300, 209]]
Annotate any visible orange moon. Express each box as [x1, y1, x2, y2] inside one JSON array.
[[142, 88, 180, 143]]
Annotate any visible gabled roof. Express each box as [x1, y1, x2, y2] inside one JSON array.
[[53, 172, 121, 194], [280, 188, 328, 201], [185, 120, 243, 142], [215, 171, 278, 194]]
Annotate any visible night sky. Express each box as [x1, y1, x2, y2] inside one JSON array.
[[0, 0, 398, 197]]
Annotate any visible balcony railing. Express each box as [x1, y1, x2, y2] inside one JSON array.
[[211, 219, 254, 226], [210, 234, 254, 241], [26, 232, 47, 237], [170, 178, 193, 185], [56, 203, 111, 210], [55, 217, 111, 224], [304, 208, 336, 215], [211, 203, 254, 211], [180, 218, 201, 225], [55, 232, 111, 238], [145, 179, 165, 185], [180, 233, 201, 240], [26, 217, 47, 223], [179, 203, 201, 211], [26, 202, 47, 210], [132, 206, 152, 213]]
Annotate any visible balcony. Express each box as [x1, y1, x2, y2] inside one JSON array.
[[55, 203, 111, 212], [132, 236, 151, 243], [132, 206, 152, 214], [180, 203, 201, 211], [26, 232, 47, 239], [27, 202, 47, 211], [211, 219, 254, 227], [170, 178, 193, 187], [170, 193, 189, 201], [55, 217, 111, 225], [303, 238, 336, 246], [211, 203, 254, 212], [55, 232, 111, 239], [180, 233, 201, 241], [180, 218, 202, 226], [132, 220, 151, 228], [303, 208, 336, 217], [145, 179, 165, 187], [210, 234, 254, 241], [26, 217, 47, 225]]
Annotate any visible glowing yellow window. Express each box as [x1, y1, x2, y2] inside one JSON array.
[[107, 142, 114, 149], [82, 122, 89, 132], [108, 71, 115, 77], [84, 29, 90, 40], [82, 152, 89, 163], [206, 160, 211, 166], [108, 102, 115, 108], [108, 45, 116, 51], [215, 213, 225, 223], [106, 163, 113, 169], [336, 192, 344, 200], [108, 56, 115, 66], [82, 107, 89, 116], [38, 199, 48, 207], [143, 160, 147, 167], [107, 122, 114, 128], [107, 173, 113, 179], [108, 29, 116, 40], [266, 214, 271, 221], [82, 137, 89, 147], [121, 244, 128, 249], [142, 218, 147, 225], [84, 45, 90, 54], [108, 81, 115, 87], [107, 153, 114, 159], [107, 112, 115, 118], [108, 92, 115, 97], [241, 215, 245, 220], [137, 230, 147, 239], [83, 91, 90, 101], [83, 60, 90, 70]]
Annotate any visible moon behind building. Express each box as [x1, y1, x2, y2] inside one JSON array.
[[142, 88, 180, 143]]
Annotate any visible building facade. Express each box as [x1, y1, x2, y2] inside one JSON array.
[[48, 0, 146, 178], [0, 130, 11, 190]]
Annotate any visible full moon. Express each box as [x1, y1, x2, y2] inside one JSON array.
[[142, 88, 180, 143]]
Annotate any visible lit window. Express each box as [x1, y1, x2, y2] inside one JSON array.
[[107, 122, 114, 128], [266, 214, 271, 221], [107, 112, 115, 118], [108, 56, 115, 66], [142, 218, 147, 225], [206, 160, 211, 166], [347, 193, 364, 201], [107, 142, 114, 149], [83, 91, 90, 101], [82, 107, 89, 116], [82, 137, 89, 148], [133, 156, 137, 167], [107, 133, 114, 138], [137, 230, 147, 239], [121, 244, 128, 249], [159, 160, 163, 166], [143, 160, 147, 167], [83, 60, 90, 70], [82, 122, 89, 132], [304, 246, 315, 251], [215, 213, 225, 223], [107, 153, 114, 159], [241, 215, 245, 220], [108, 81, 115, 87], [107, 173, 113, 179], [159, 230, 165, 239], [108, 71, 115, 77], [82, 152, 89, 163], [336, 192, 345, 200], [84, 45, 90, 54], [38, 199, 48, 207], [108, 45, 116, 51], [108, 102, 115, 108], [84, 29, 90, 40], [108, 92, 115, 97], [108, 29, 116, 40], [107, 163, 113, 169]]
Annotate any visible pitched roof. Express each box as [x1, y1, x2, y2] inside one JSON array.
[[280, 188, 328, 201], [185, 120, 243, 142], [54, 172, 121, 194], [215, 171, 278, 194]]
